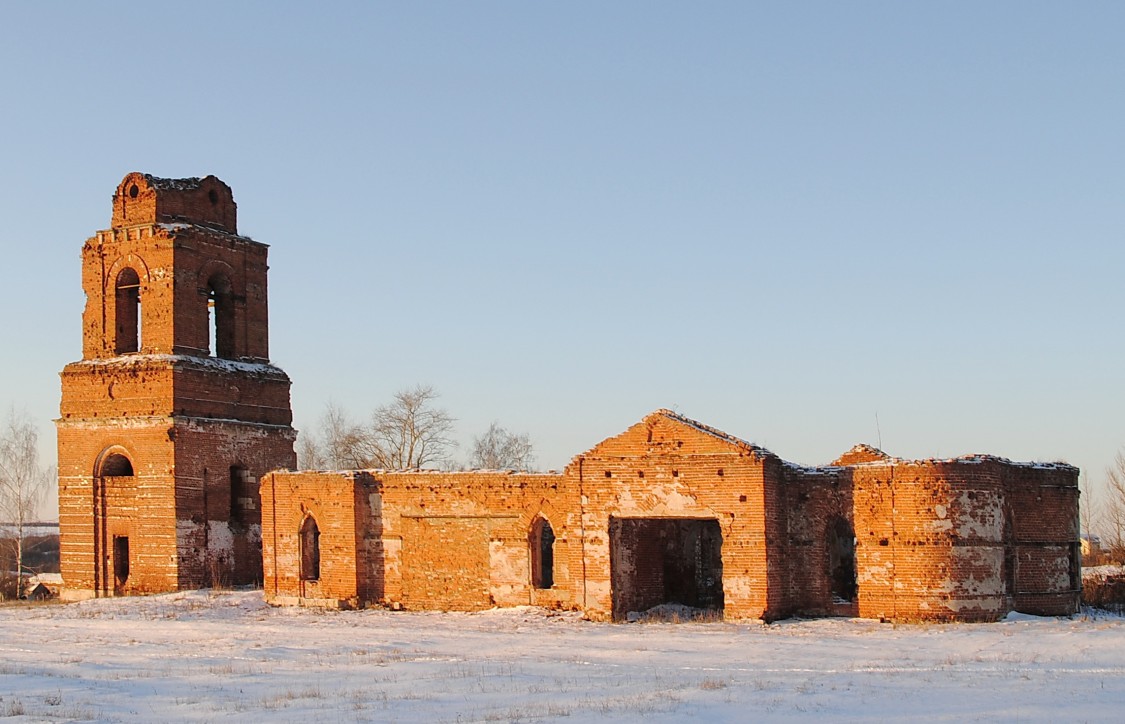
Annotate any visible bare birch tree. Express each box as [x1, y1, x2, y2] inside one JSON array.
[[1103, 452, 1125, 562], [296, 430, 324, 471], [297, 402, 371, 470], [0, 411, 51, 598], [470, 422, 535, 470], [1080, 470, 1099, 534]]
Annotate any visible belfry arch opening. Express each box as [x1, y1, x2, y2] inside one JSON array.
[[530, 516, 555, 589], [206, 273, 235, 359], [114, 268, 141, 354], [828, 517, 857, 603]]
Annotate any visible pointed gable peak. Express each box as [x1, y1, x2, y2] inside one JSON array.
[[646, 409, 775, 457], [833, 443, 891, 466]]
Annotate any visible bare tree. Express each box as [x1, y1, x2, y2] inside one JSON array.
[[299, 388, 456, 471], [1081, 470, 1099, 534], [364, 385, 456, 469], [1080, 470, 1104, 564], [1103, 452, 1125, 562], [324, 402, 371, 469], [0, 410, 52, 598], [470, 422, 535, 470], [296, 430, 324, 471], [297, 402, 370, 470]]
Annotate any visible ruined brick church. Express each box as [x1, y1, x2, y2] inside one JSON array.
[[58, 174, 1081, 622]]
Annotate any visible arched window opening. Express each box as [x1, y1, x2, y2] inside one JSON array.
[[206, 274, 235, 359], [114, 268, 141, 354], [229, 465, 252, 526], [100, 453, 134, 477], [300, 515, 320, 581], [530, 517, 555, 589], [828, 518, 857, 603]]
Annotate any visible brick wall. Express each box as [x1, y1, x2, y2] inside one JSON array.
[[61, 176, 1079, 621], [58, 173, 295, 600], [112, 173, 237, 233], [565, 415, 774, 620], [260, 411, 1079, 623], [262, 470, 574, 610], [80, 224, 271, 361]]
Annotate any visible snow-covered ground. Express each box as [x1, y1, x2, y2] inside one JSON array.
[[1, 592, 1124, 722]]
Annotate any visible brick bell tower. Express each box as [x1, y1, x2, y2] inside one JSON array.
[[57, 172, 296, 599]]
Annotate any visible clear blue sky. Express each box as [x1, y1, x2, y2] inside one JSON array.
[[2, 3, 1123, 519]]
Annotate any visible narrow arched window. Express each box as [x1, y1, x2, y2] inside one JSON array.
[[828, 517, 857, 603], [229, 465, 250, 526], [206, 273, 235, 359], [300, 515, 320, 581], [115, 268, 141, 354], [530, 517, 555, 589]]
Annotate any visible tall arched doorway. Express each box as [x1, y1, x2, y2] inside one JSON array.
[[94, 450, 135, 596]]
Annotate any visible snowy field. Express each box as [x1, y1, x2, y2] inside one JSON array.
[[1, 592, 1123, 723]]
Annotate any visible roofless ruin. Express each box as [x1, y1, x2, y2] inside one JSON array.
[[58, 174, 1080, 622]]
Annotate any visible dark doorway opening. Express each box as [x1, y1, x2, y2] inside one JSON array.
[[828, 517, 857, 603], [531, 517, 555, 589], [300, 516, 320, 582], [113, 536, 130, 594], [94, 452, 135, 597], [609, 517, 723, 620]]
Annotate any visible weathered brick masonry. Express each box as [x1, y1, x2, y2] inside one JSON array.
[[59, 174, 1079, 622], [58, 173, 296, 599], [263, 412, 1080, 622]]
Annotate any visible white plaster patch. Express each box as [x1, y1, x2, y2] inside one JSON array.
[[951, 546, 1004, 597], [176, 519, 204, 548], [1045, 551, 1072, 590], [490, 541, 526, 584], [929, 518, 954, 533], [207, 522, 235, 555], [953, 490, 1003, 540], [858, 563, 893, 585]]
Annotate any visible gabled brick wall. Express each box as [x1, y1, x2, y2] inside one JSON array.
[[261, 411, 1079, 623]]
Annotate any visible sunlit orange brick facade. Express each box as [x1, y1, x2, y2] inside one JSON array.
[[263, 411, 1080, 622], [58, 173, 296, 599], [57, 173, 1079, 622]]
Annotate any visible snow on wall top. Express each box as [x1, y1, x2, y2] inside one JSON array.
[[796, 449, 1078, 473], [72, 353, 288, 378], [145, 175, 204, 192], [284, 468, 562, 480], [652, 408, 777, 459], [646, 412, 1075, 475], [154, 221, 257, 242]]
